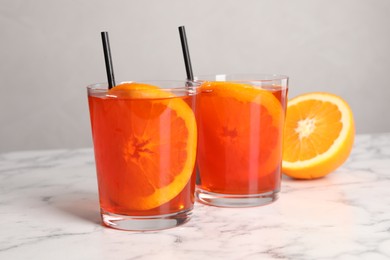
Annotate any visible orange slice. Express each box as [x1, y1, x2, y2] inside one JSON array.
[[108, 82, 175, 99], [282, 92, 355, 179], [100, 82, 197, 210], [197, 82, 284, 193]]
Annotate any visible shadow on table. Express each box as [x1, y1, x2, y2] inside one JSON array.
[[50, 191, 101, 225]]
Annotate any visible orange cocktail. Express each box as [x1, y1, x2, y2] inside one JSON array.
[[87, 81, 199, 231], [195, 74, 288, 207]]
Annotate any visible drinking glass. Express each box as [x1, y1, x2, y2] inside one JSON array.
[[194, 74, 288, 207], [87, 80, 200, 230]]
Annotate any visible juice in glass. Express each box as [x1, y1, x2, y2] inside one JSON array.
[[87, 81, 199, 230], [195, 74, 288, 207]]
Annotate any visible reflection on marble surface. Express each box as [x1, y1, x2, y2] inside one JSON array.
[[1, 133, 390, 259]]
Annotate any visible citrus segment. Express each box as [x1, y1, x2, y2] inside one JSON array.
[[282, 92, 355, 179], [108, 82, 175, 99], [100, 82, 197, 210]]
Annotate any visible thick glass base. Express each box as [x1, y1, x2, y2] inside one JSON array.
[[195, 188, 279, 208], [101, 208, 192, 231]]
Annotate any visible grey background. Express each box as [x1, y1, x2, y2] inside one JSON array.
[[1, 0, 390, 153]]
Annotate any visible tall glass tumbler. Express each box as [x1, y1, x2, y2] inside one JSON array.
[[87, 80, 200, 231], [195, 74, 288, 207]]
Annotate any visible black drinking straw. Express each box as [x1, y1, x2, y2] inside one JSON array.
[[178, 26, 194, 81], [101, 31, 116, 89]]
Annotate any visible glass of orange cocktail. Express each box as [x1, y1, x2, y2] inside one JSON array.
[[87, 80, 200, 231], [195, 74, 288, 207]]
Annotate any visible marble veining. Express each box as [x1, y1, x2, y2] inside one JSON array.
[[1, 133, 390, 259]]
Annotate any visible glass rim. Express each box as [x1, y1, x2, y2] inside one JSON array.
[[87, 80, 201, 91], [87, 80, 201, 99], [194, 73, 289, 82]]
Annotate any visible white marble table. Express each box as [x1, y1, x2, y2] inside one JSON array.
[[1, 133, 390, 260]]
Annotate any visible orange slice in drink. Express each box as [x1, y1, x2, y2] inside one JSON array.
[[197, 82, 284, 193], [102, 82, 197, 210], [282, 92, 355, 179]]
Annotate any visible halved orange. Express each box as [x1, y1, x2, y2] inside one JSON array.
[[95, 83, 197, 210], [282, 92, 355, 179], [197, 82, 285, 193]]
